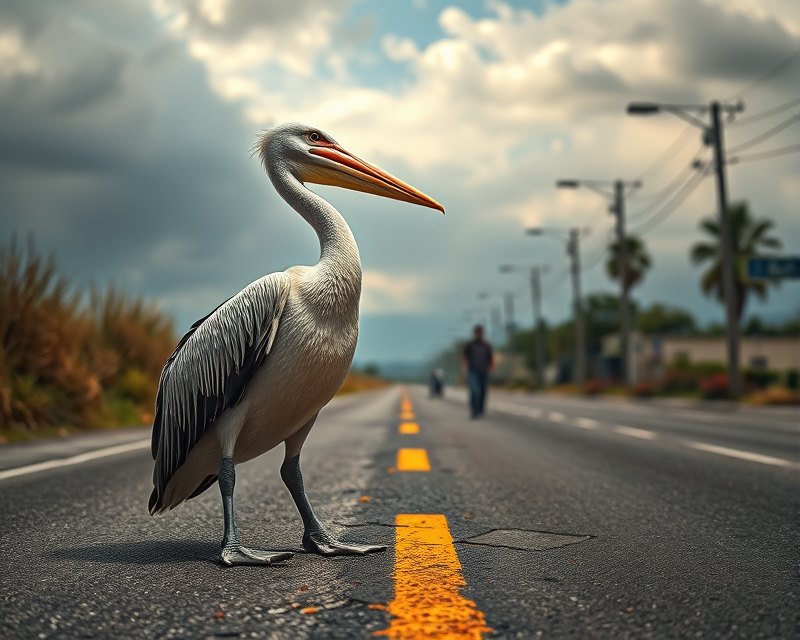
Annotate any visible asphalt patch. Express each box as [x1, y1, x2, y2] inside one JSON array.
[[458, 528, 592, 551]]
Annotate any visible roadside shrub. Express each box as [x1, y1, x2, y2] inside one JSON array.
[[699, 373, 730, 399], [631, 381, 656, 397], [749, 386, 799, 406], [338, 371, 389, 395], [687, 361, 727, 376], [662, 369, 700, 394], [742, 368, 779, 389], [583, 379, 608, 395], [785, 368, 799, 390]]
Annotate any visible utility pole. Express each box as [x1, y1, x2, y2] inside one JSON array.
[[710, 101, 740, 398], [490, 307, 502, 346], [499, 264, 547, 388], [529, 266, 545, 388], [568, 229, 586, 386], [613, 179, 631, 385], [503, 292, 515, 344], [526, 228, 586, 386], [557, 179, 640, 384], [627, 99, 743, 398]]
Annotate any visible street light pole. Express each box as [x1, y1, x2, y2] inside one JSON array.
[[530, 266, 545, 388], [614, 179, 631, 385], [526, 229, 586, 386], [490, 307, 502, 346], [568, 229, 586, 386], [503, 292, 515, 344], [710, 101, 741, 398], [499, 264, 547, 388], [627, 99, 743, 398], [556, 178, 640, 384]]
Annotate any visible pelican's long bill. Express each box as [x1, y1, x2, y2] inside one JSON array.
[[305, 144, 444, 213]]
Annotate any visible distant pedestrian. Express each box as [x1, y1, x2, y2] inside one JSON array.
[[429, 369, 444, 398], [462, 325, 494, 418]]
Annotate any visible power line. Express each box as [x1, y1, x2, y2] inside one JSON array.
[[631, 170, 709, 237], [729, 97, 800, 127], [727, 111, 800, 153], [627, 145, 710, 221], [541, 266, 569, 296], [581, 199, 610, 229], [728, 48, 800, 100], [633, 123, 696, 184], [580, 228, 615, 266], [627, 164, 695, 220], [730, 143, 800, 164]]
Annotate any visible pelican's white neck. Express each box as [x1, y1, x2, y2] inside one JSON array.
[[269, 165, 362, 305]]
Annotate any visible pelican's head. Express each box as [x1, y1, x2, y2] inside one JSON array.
[[256, 123, 444, 213]]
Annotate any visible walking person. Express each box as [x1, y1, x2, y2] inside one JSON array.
[[462, 325, 494, 418]]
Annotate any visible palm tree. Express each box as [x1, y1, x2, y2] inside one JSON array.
[[690, 201, 782, 322], [605, 235, 652, 294]]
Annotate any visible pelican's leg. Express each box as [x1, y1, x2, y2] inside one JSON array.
[[218, 457, 294, 566], [281, 415, 386, 557], [281, 454, 386, 556]]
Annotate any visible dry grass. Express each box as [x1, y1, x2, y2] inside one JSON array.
[[0, 235, 176, 441], [337, 371, 390, 396]]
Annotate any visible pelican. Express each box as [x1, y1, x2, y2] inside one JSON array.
[[148, 123, 443, 566]]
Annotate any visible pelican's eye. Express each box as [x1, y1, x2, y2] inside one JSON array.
[[307, 131, 321, 143]]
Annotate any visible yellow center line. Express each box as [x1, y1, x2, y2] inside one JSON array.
[[399, 411, 416, 420], [374, 514, 492, 639], [397, 448, 430, 471], [399, 422, 420, 434]]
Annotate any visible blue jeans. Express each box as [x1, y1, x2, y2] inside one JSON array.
[[468, 370, 488, 416]]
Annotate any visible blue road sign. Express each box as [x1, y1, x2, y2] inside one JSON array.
[[747, 257, 800, 279]]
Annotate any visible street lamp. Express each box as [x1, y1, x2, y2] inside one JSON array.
[[500, 264, 548, 388], [627, 99, 744, 398], [476, 292, 508, 345], [526, 227, 587, 386], [555, 178, 641, 386]]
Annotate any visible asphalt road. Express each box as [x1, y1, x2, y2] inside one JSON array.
[[1, 386, 797, 639]]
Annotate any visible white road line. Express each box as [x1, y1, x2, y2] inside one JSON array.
[[678, 411, 722, 423], [493, 402, 542, 419], [0, 439, 150, 481], [613, 426, 657, 440], [575, 417, 599, 430], [493, 401, 527, 416], [685, 441, 798, 469], [548, 412, 566, 423]]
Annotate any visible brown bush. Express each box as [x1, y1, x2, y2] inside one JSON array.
[[0, 235, 176, 435]]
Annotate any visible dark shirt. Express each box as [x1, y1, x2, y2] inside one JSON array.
[[463, 339, 493, 373]]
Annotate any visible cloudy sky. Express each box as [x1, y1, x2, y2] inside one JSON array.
[[1, 0, 798, 364]]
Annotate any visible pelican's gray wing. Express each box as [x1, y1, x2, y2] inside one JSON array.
[[149, 272, 291, 514]]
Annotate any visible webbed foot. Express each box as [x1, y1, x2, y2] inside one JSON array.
[[219, 545, 294, 566], [303, 530, 387, 557]]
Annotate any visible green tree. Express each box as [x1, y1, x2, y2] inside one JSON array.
[[605, 235, 652, 293], [690, 201, 782, 322], [636, 303, 696, 335]]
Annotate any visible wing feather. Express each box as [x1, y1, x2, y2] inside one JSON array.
[[149, 272, 291, 514]]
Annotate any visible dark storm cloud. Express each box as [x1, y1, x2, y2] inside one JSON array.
[[0, 0, 316, 330], [665, 0, 799, 81]]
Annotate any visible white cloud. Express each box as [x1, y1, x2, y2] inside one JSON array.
[[361, 269, 423, 314]]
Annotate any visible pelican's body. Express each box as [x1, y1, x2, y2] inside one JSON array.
[[149, 123, 442, 565], [159, 262, 359, 508]]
